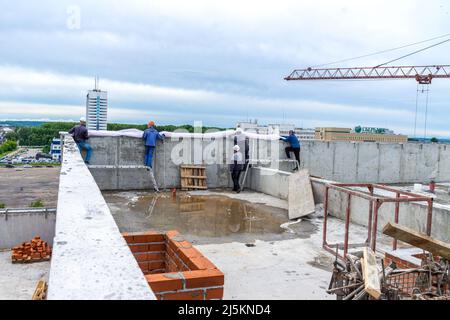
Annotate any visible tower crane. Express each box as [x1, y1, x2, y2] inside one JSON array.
[[284, 65, 450, 84], [284, 64, 450, 138]]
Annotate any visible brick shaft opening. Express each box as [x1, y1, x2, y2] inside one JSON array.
[[122, 230, 224, 300]]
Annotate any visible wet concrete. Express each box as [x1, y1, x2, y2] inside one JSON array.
[[102, 191, 318, 245]]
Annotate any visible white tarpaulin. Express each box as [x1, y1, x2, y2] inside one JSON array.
[[88, 128, 281, 141]]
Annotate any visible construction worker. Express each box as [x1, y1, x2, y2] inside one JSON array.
[[234, 127, 250, 167], [69, 117, 92, 164], [280, 130, 300, 171], [142, 121, 165, 192], [230, 145, 244, 193]]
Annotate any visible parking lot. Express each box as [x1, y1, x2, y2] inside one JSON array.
[[0, 147, 59, 166], [0, 167, 60, 208]]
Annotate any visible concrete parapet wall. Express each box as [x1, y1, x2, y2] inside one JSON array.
[[299, 140, 449, 183], [87, 136, 236, 190], [323, 187, 450, 243], [249, 167, 450, 244], [0, 209, 56, 249], [47, 135, 155, 300], [85, 135, 450, 190], [248, 167, 289, 200]]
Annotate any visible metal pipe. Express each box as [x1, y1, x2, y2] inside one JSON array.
[[371, 200, 381, 251], [344, 193, 351, 257], [393, 192, 400, 250], [323, 186, 329, 248], [367, 186, 374, 246], [426, 198, 433, 236]]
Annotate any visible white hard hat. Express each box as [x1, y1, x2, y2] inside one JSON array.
[[233, 145, 240, 152], [80, 117, 86, 122]]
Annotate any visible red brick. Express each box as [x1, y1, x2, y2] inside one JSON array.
[[187, 257, 217, 270], [173, 239, 193, 250], [163, 290, 204, 300], [206, 287, 224, 300], [165, 230, 180, 239], [167, 259, 178, 273], [134, 253, 148, 262], [166, 247, 177, 263], [167, 239, 180, 255], [148, 243, 165, 252], [149, 261, 165, 270], [142, 231, 166, 242], [146, 273, 184, 292], [183, 270, 224, 289], [139, 262, 150, 272], [133, 234, 164, 244], [149, 269, 166, 274], [178, 247, 202, 265], [147, 252, 165, 261], [130, 244, 148, 253]]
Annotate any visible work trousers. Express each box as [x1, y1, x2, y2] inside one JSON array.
[[285, 147, 300, 168], [144, 146, 155, 167], [76, 141, 93, 162], [231, 170, 241, 191]]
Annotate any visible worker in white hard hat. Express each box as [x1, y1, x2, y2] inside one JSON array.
[[229, 144, 244, 193], [68, 116, 93, 164], [234, 126, 250, 168]]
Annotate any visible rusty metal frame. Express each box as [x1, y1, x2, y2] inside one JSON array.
[[323, 183, 433, 261]]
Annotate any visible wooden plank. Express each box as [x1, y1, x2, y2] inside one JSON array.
[[362, 247, 381, 299], [288, 169, 315, 219], [383, 222, 450, 260], [179, 165, 208, 190], [32, 280, 47, 300], [180, 165, 206, 169]]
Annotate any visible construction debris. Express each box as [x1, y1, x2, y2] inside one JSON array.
[[362, 247, 381, 299], [328, 220, 450, 300], [327, 249, 395, 300], [11, 237, 52, 263], [32, 280, 47, 300], [383, 222, 450, 260]]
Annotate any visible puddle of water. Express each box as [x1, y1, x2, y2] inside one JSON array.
[[102, 191, 318, 243]]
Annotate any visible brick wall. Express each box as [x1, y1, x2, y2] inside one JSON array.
[[384, 252, 420, 269], [123, 230, 224, 300]]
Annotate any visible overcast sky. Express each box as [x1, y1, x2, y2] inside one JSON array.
[[1, 0, 449, 136]]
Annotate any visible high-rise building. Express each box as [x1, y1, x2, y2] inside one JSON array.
[[50, 138, 62, 162], [86, 77, 108, 131]]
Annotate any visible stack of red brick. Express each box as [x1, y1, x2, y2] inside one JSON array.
[[11, 237, 52, 263], [123, 230, 224, 300]]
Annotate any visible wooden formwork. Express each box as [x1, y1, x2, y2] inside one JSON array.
[[180, 165, 207, 190]]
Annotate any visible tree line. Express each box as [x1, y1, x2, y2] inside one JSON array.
[[0, 140, 18, 157], [5, 122, 227, 152]]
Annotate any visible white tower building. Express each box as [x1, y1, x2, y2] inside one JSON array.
[[86, 77, 108, 131]]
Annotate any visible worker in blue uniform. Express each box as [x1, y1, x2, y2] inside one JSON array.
[[142, 121, 165, 192], [280, 130, 301, 171]]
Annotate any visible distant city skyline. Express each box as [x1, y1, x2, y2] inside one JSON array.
[[1, 1, 450, 137]]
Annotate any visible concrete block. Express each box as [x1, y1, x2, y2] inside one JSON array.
[[332, 142, 357, 182], [379, 144, 402, 183], [89, 167, 118, 190], [355, 143, 379, 183], [288, 170, 315, 219]]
